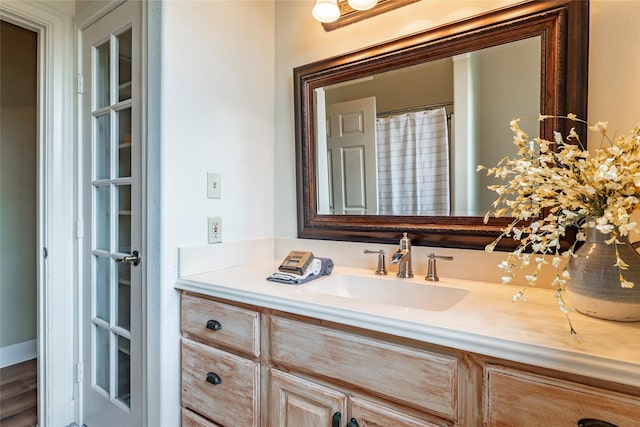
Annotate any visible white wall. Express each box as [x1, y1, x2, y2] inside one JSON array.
[[588, 0, 640, 133], [588, 0, 640, 241], [161, 1, 275, 247], [273, 0, 640, 284], [152, 1, 275, 424]]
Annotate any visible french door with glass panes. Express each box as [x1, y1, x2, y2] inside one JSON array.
[[80, 2, 143, 426]]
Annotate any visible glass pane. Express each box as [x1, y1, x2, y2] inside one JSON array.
[[95, 185, 110, 250], [117, 185, 131, 253], [116, 336, 131, 406], [95, 41, 111, 109], [117, 262, 131, 330], [95, 255, 110, 322], [95, 114, 110, 180], [118, 29, 132, 102], [95, 325, 110, 392], [117, 108, 131, 178]]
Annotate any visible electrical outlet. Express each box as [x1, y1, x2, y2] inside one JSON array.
[[207, 217, 222, 244], [207, 172, 222, 199]]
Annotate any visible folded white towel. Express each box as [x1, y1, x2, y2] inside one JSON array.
[[267, 258, 326, 285]]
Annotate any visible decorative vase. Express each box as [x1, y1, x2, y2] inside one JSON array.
[[566, 227, 640, 321]]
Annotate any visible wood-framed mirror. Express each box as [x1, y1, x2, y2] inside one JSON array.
[[294, 0, 588, 250]]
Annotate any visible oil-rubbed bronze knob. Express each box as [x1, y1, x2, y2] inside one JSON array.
[[206, 319, 222, 331], [578, 419, 618, 427], [206, 372, 221, 385]]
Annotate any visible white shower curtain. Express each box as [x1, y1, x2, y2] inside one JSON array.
[[376, 107, 450, 215]]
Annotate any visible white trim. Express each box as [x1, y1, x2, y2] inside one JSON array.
[[0, 2, 76, 426], [0, 340, 38, 368], [74, 0, 125, 30], [144, 2, 161, 424]]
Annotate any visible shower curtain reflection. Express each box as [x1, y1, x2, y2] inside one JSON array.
[[376, 107, 450, 215]]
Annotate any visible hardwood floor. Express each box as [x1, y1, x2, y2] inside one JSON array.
[[0, 359, 37, 427]]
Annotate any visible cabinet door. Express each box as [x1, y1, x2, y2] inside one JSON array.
[[350, 397, 444, 427], [270, 369, 348, 427]]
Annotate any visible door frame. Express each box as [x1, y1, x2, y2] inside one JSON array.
[[0, 2, 75, 426]]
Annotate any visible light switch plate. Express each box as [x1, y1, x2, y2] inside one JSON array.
[[207, 217, 222, 244], [207, 172, 222, 199]]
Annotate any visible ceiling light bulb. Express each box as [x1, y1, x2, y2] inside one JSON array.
[[348, 0, 378, 11], [312, 0, 341, 23]]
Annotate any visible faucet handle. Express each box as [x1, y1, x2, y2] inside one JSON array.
[[425, 253, 453, 282], [364, 249, 388, 275]]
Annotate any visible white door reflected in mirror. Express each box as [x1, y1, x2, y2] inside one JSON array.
[[315, 36, 541, 217]]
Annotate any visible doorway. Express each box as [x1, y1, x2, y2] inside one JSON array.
[[0, 18, 38, 425]]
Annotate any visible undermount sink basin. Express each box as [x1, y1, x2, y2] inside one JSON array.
[[304, 274, 468, 311]]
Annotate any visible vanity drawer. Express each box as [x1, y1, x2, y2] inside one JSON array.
[[269, 316, 459, 420], [484, 365, 640, 426], [181, 408, 221, 427], [181, 293, 260, 357], [181, 339, 260, 427]]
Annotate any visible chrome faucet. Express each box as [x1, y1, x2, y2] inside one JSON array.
[[364, 249, 387, 275], [391, 232, 413, 278], [425, 253, 453, 281]]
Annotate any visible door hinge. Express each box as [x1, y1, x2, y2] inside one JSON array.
[[76, 219, 84, 239], [76, 73, 84, 94], [76, 362, 83, 383]]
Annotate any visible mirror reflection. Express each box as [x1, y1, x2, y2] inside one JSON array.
[[295, 0, 588, 249], [315, 36, 541, 217]]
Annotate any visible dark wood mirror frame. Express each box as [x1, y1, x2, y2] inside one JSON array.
[[295, 0, 588, 250]]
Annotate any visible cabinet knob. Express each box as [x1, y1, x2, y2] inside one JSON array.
[[331, 412, 341, 427], [206, 372, 222, 385], [348, 418, 359, 427], [206, 319, 222, 331], [578, 419, 618, 427]]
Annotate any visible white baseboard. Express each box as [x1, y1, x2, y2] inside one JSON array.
[[0, 339, 37, 368]]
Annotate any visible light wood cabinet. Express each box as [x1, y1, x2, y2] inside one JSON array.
[[269, 369, 347, 427], [180, 291, 640, 427], [270, 315, 458, 422], [350, 397, 443, 427], [269, 369, 440, 427], [181, 407, 221, 427], [484, 365, 640, 427], [182, 292, 260, 357], [181, 339, 260, 426], [180, 293, 261, 426]]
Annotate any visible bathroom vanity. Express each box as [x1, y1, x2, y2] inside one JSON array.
[[176, 263, 640, 427]]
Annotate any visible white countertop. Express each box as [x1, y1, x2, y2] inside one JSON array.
[[176, 262, 640, 387]]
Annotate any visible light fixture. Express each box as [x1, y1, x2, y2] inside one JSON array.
[[313, 0, 415, 29], [347, 0, 378, 11], [312, 0, 341, 23]]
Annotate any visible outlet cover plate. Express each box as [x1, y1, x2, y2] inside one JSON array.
[[207, 217, 222, 244], [207, 172, 222, 199]]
